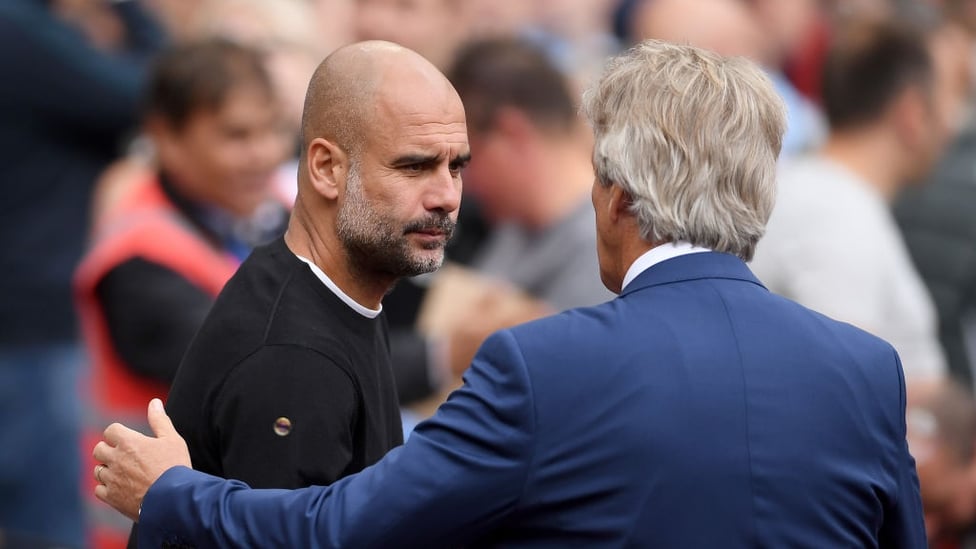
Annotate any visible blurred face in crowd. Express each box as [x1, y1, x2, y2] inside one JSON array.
[[916, 440, 976, 542], [632, 0, 765, 60], [460, 122, 529, 224], [747, 0, 820, 63], [902, 30, 971, 183], [335, 70, 468, 276], [151, 86, 289, 216], [354, 0, 467, 69]]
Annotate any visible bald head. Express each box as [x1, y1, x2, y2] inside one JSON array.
[[299, 41, 456, 167]]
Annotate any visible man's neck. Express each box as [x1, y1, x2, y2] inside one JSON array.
[[820, 130, 905, 202], [284, 203, 394, 309]]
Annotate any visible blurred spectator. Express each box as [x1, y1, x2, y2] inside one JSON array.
[[741, 0, 828, 154], [628, 0, 825, 156], [191, 0, 327, 203], [522, 0, 621, 87], [0, 0, 164, 546], [451, 38, 614, 311], [192, 0, 323, 131], [896, 8, 976, 390], [354, 0, 470, 70], [908, 380, 976, 547], [751, 19, 953, 383], [141, 0, 197, 42], [306, 0, 357, 55], [943, 0, 976, 35], [443, 36, 615, 376], [629, 0, 765, 58], [74, 37, 289, 547], [465, 0, 536, 39]]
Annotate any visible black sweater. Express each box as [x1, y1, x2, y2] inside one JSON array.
[[166, 237, 403, 488]]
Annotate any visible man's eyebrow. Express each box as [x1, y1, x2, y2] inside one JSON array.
[[390, 153, 440, 167], [451, 152, 472, 166]]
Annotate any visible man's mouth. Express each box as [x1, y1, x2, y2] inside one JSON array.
[[411, 228, 445, 237], [404, 216, 455, 241]]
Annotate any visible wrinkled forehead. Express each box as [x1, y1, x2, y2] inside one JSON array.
[[364, 75, 469, 156]]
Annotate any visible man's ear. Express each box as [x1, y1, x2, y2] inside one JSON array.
[[305, 137, 347, 200], [607, 184, 634, 225]]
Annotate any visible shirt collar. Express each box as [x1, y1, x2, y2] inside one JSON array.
[[621, 242, 712, 291], [294, 255, 382, 319]]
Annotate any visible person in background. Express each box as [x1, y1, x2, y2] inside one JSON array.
[[740, 0, 827, 155], [895, 1, 976, 390], [0, 0, 165, 545], [354, 0, 470, 71], [95, 39, 923, 548], [74, 37, 290, 548], [908, 380, 976, 547], [750, 19, 956, 385], [441, 36, 615, 374], [629, 0, 825, 157]]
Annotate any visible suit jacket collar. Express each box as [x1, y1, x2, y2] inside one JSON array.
[[618, 251, 766, 298]]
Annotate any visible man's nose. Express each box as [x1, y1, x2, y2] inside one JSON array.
[[423, 166, 462, 213]]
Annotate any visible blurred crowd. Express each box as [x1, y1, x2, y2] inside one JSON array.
[[4, 0, 976, 547]]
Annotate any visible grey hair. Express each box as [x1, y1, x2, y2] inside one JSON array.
[[581, 39, 786, 261]]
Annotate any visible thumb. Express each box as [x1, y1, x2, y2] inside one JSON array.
[[147, 398, 176, 438]]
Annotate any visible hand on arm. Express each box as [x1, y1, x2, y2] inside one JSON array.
[[135, 329, 538, 548], [92, 398, 191, 522]]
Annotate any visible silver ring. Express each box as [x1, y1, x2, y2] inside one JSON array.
[[95, 464, 106, 484]]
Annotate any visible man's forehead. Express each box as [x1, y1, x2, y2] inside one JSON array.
[[369, 114, 468, 151]]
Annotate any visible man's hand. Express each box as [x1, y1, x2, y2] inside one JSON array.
[[92, 398, 192, 522]]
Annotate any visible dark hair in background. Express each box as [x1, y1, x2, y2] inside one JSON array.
[[447, 37, 577, 134], [144, 37, 274, 129], [821, 20, 934, 131]]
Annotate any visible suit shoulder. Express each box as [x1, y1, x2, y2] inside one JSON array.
[[502, 301, 621, 352], [765, 290, 900, 365]]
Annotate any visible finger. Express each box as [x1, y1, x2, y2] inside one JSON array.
[[95, 463, 113, 486], [146, 398, 177, 438], [95, 480, 139, 524], [94, 482, 109, 504], [92, 440, 115, 464], [93, 482, 134, 523], [103, 422, 141, 446]]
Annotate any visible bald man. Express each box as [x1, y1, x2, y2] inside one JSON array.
[[140, 38, 468, 517]]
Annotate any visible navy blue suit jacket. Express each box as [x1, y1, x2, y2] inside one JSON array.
[[139, 252, 925, 548]]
